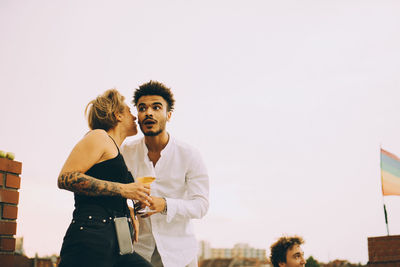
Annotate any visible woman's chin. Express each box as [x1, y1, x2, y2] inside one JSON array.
[[128, 129, 138, 136]]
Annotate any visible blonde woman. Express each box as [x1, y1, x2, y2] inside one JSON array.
[[58, 89, 153, 267]]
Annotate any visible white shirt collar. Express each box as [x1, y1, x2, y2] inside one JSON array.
[[141, 133, 174, 158]]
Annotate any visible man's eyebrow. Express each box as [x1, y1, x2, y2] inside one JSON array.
[[138, 102, 163, 107]]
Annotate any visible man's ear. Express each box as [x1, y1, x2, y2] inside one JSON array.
[[278, 262, 286, 267], [166, 111, 172, 122]]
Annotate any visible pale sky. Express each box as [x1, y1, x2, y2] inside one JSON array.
[[1, 0, 400, 264]]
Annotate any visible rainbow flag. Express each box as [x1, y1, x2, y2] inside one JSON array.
[[381, 148, 400, 196]]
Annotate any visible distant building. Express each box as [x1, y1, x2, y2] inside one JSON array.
[[211, 248, 233, 259], [15, 237, 25, 255], [231, 243, 266, 260], [198, 241, 267, 261], [199, 240, 212, 260], [199, 258, 271, 267], [367, 235, 400, 267], [13, 254, 58, 267]]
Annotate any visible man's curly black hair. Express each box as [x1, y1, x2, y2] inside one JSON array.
[[270, 236, 304, 267], [133, 80, 175, 112]]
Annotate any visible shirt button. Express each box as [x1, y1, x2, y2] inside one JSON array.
[[72, 220, 75, 224]]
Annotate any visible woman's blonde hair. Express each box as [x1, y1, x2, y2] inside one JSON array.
[[85, 89, 126, 131]]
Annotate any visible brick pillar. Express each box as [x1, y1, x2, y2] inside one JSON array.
[[368, 235, 400, 267], [0, 157, 22, 267]]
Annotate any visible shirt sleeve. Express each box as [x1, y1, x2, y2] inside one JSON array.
[[165, 149, 209, 223]]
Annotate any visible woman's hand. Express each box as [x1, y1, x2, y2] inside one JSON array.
[[121, 183, 153, 206], [128, 206, 139, 242]]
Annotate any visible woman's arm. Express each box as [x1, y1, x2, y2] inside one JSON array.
[[59, 171, 123, 197], [57, 130, 152, 204]]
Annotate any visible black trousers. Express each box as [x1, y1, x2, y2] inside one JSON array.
[[59, 207, 152, 267]]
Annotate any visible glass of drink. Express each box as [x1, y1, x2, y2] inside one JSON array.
[[136, 176, 156, 185], [136, 168, 156, 214]]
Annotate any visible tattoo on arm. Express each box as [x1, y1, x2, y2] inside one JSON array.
[[58, 171, 121, 197]]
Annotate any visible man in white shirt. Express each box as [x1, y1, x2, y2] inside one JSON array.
[[121, 80, 209, 267]]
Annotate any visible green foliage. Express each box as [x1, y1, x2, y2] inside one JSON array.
[[306, 256, 320, 267]]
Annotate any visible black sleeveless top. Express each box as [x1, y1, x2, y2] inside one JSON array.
[[73, 136, 134, 216]]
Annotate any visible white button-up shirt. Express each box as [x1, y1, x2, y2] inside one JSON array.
[[121, 136, 209, 267]]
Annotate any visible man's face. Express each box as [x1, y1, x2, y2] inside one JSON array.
[[279, 245, 306, 267], [137, 95, 171, 136]]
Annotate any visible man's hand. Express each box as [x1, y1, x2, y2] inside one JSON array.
[[140, 196, 166, 218], [134, 201, 146, 213]]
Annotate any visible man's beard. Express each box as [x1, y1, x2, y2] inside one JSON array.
[[142, 128, 163, 136], [139, 121, 164, 136]]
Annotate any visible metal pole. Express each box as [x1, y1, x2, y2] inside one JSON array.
[[380, 146, 390, 236], [383, 203, 390, 236]]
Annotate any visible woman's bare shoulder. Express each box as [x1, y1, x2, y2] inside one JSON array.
[[79, 129, 110, 148], [84, 129, 108, 139]]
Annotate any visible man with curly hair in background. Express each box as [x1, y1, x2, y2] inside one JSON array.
[[270, 236, 306, 267]]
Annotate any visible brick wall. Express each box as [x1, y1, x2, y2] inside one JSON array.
[[368, 235, 400, 267], [0, 157, 22, 267]]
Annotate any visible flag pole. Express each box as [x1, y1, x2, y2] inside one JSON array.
[[383, 202, 389, 236], [380, 145, 390, 236]]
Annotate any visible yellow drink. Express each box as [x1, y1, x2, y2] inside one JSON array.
[[136, 176, 156, 214], [137, 176, 156, 184]]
